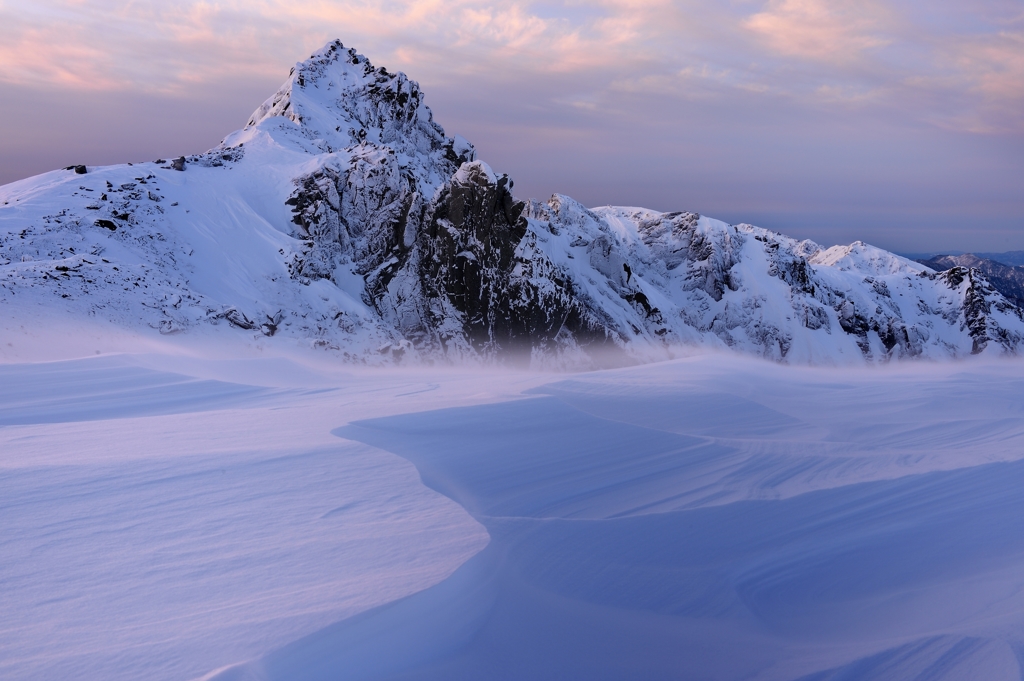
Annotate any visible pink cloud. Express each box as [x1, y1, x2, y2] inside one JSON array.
[[744, 0, 891, 63], [0, 0, 1020, 133]]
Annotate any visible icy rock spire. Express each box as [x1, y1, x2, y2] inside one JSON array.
[[241, 40, 473, 171]]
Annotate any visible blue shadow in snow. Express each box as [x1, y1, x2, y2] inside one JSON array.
[[224, 396, 1024, 681]]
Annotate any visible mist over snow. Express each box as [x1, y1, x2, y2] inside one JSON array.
[[4, 37, 1024, 681]]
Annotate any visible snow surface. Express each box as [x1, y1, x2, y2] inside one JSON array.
[[5, 39, 1024, 681], [5, 334, 1024, 680], [0, 342, 549, 681]]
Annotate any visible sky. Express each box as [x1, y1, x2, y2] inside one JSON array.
[[0, 1, 1021, 253]]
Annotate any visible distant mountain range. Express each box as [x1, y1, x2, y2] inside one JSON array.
[[902, 251, 1024, 267], [2, 40, 1023, 366]]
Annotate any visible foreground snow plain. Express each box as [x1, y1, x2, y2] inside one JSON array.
[[4, 329, 1024, 681]]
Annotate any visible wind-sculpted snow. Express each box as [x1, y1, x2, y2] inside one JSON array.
[[0, 354, 525, 681], [6, 344, 1024, 681], [196, 355, 1024, 681], [2, 39, 1023, 365]]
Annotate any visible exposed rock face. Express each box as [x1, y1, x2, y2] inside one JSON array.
[[394, 162, 534, 356], [936, 266, 1024, 354], [405, 164, 617, 362], [3, 39, 1024, 366], [287, 147, 426, 280]]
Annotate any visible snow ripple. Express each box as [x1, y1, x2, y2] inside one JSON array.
[[218, 356, 1024, 681]]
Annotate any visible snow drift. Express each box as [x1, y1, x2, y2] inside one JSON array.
[[2, 40, 1023, 366], [8, 350, 1024, 681]]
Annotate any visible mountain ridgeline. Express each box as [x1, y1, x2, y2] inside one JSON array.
[[2, 40, 1023, 366], [916, 254, 1024, 309]]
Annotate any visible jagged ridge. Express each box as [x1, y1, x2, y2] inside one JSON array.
[[1, 39, 1023, 366], [917, 254, 1024, 308]]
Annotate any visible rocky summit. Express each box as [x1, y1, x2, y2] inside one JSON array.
[[2, 40, 1023, 366]]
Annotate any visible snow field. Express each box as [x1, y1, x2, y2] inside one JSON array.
[[0, 353, 549, 681], [5, 345, 1024, 680], [217, 353, 1024, 681]]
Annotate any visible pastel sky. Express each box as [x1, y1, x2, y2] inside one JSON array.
[[1, 1, 1022, 253]]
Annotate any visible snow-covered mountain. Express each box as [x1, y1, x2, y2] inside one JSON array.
[[917, 253, 1024, 308], [2, 39, 1023, 366]]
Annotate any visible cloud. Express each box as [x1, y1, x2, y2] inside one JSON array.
[[0, 1, 1020, 135], [744, 0, 890, 64], [0, 2, 635, 90], [0, 2, 293, 93], [947, 29, 1024, 131]]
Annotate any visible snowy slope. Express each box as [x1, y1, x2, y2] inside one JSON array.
[[2, 40, 1022, 366]]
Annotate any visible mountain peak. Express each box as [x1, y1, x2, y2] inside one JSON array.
[[229, 40, 474, 168]]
